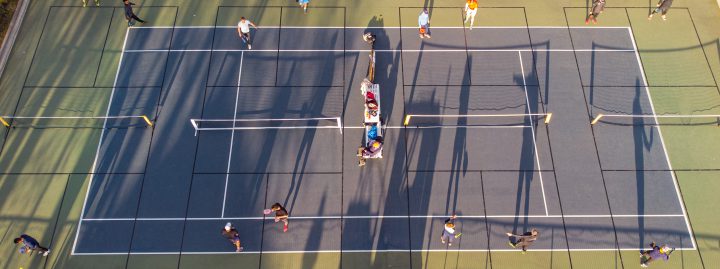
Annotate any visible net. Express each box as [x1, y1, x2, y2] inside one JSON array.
[[591, 114, 720, 126], [0, 115, 154, 129], [403, 113, 552, 128], [190, 117, 343, 135]]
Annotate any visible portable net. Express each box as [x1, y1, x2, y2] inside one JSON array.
[[403, 113, 552, 128], [190, 117, 343, 135], [591, 114, 720, 126], [0, 115, 154, 129]]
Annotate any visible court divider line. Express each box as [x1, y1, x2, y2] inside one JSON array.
[[627, 26, 698, 250], [70, 26, 131, 255], [518, 51, 549, 216], [123, 49, 635, 53], [81, 214, 687, 221], [71, 247, 696, 255], [129, 26, 632, 29], [220, 51, 244, 218]]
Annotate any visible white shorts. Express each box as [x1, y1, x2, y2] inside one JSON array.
[[466, 8, 477, 18]]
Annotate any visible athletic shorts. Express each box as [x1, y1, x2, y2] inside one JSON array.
[[466, 8, 477, 17]]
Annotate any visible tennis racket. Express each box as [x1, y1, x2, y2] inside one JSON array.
[[263, 209, 272, 215], [454, 233, 462, 238]]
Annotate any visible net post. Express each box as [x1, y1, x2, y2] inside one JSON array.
[[336, 117, 343, 134], [403, 115, 411, 126], [544, 113, 552, 124], [0, 117, 9, 128], [141, 115, 153, 127], [591, 114, 603, 125]]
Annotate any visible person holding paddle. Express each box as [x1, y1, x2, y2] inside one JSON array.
[[221, 222, 243, 252], [506, 228, 539, 254], [266, 203, 289, 232], [640, 242, 674, 267], [418, 8, 431, 39], [440, 215, 459, 246]]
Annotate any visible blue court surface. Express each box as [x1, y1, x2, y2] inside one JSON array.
[[71, 25, 694, 255]]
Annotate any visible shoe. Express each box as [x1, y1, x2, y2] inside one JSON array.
[[248, 44, 252, 50], [43, 250, 50, 257], [640, 263, 648, 268], [585, 18, 590, 24], [506, 233, 513, 237], [521, 250, 527, 255], [83, 3, 87, 7], [469, 26, 472, 30], [283, 224, 288, 232], [507, 242, 516, 248], [661, 15, 667, 21], [419, 34, 424, 39], [95, 0, 100, 6], [441, 237, 446, 244], [648, 14, 653, 20], [236, 247, 243, 252], [448, 243, 452, 246]]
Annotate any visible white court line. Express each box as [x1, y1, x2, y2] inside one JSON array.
[[345, 125, 532, 129], [627, 27, 697, 249], [518, 51, 549, 216], [130, 26, 632, 29], [220, 51, 244, 219], [71, 27, 131, 255], [123, 49, 635, 53], [72, 247, 696, 255], [81, 214, 686, 221]]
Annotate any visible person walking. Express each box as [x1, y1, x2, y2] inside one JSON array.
[[270, 203, 289, 232], [237, 17, 259, 50], [418, 8, 431, 39], [640, 242, 674, 267], [506, 228, 539, 254], [82, 0, 99, 7], [440, 215, 458, 246], [124, 0, 146, 27], [14, 234, 50, 257], [585, 0, 606, 24], [298, 0, 310, 14], [221, 222, 244, 252], [464, 0, 479, 30], [648, 0, 673, 21]]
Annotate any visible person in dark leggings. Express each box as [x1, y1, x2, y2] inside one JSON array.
[[506, 228, 539, 254], [14, 234, 50, 256], [648, 0, 673, 21], [585, 0, 606, 24], [124, 0, 146, 27]]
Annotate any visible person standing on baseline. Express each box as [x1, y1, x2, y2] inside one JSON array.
[[586, 0, 606, 24], [14, 234, 50, 256], [640, 242, 674, 267], [221, 222, 244, 252], [237, 17, 258, 50], [464, 0, 479, 30], [648, 0, 673, 21], [124, 0, 146, 27], [506, 228, 539, 254], [298, 0, 310, 14], [418, 8, 431, 39]]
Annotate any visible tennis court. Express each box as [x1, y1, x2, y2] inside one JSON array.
[[3, 3, 718, 269], [62, 20, 695, 255]]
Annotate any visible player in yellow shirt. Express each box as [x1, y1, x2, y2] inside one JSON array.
[[464, 0, 479, 30]]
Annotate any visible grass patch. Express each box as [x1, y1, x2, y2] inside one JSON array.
[[0, 0, 19, 44]]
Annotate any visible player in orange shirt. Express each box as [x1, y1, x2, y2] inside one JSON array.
[[464, 0, 479, 30]]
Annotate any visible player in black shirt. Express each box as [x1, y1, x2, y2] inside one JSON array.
[[271, 203, 289, 232], [221, 222, 243, 252]]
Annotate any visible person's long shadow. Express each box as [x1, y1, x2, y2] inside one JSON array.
[[633, 78, 653, 249]]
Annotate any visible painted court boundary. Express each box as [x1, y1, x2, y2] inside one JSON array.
[[71, 26, 696, 255]]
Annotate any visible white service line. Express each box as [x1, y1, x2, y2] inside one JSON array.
[[130, 26, 632, 29], [221, 51, 244, 219], [627, 27, 697, 249], [71, 246, 696, 255], [71, 27, 131, 256], [518, 51, 550, 216]]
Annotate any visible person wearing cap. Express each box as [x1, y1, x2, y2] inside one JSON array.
[[440, 215, 458, 246], [648, 0, 673, 21], [271, 203, 289, 232], [464, 0, 479, 30], [640, 242, 674, 267], [418, 8, 431, 39], [506, 228, 539, 254], [14, 234, 50, 256], [237, 17, 258, 50], [221, 223, 243, 252], [361, 138, 383, 158]]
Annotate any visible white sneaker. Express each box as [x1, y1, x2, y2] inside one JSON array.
[[248, 44, 252, 50], [43, 250, 50, 257]]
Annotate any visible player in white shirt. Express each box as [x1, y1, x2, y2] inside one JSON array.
[[237, 17, 258, 50]]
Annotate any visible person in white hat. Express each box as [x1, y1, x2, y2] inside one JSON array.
[[221, 222, 243, 252]]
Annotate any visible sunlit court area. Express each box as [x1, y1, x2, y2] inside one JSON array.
[[0, 0, 719, 268]]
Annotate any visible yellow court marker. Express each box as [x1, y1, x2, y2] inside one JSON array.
[[403, 115, 412, 126], [544, 113, 553, 124], [141, 115, 153, 127], [0, 117, 9, 127], [591, 114, 604, 125]]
